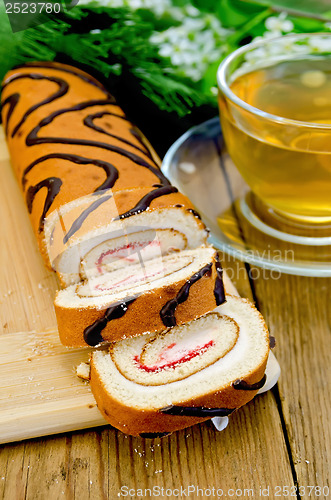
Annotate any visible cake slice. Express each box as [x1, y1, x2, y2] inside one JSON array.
[[55, 246, 225, 347], [89, 295, 270, 436], [44, 186, 208, 286]]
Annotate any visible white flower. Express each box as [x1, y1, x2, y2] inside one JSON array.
[[158, 43, 174, 58], [262, 30, 282, 39], [83, 0, 172, 16], [167, 6, 185, 22], [194, 29, 215, 47], [128, 0, 172, 16], [127, 0, 143, 7], [183, 4, 200, 17], [149, 10, 228, 81], [182, 64, 205, 81], [149, 31, 166, 45], [103, 0, 124, 6], [265, 12, 294, 33], [245, 47, 268, 63], [252, 30, 283, 45], [267, 37, 307, 56], [241, 33, 331, 77], [204, 13, 228, 36], [307, 36, 331, 53], [76, 0, 105, 5], [160, 26, 184, 45], [182, 17, 206, 32]]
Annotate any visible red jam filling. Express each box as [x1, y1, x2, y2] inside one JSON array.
[[134, 340, 215, 373], [94, 268, 164, 292], [95, 240, 160, 273]]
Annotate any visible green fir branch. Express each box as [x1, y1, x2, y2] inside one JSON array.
[[1, 1, 330, 116]]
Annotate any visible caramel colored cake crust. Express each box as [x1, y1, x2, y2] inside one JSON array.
[[55, 247, 225, 347], [1, 62, 170, 255], [90, 296, 270, 436]]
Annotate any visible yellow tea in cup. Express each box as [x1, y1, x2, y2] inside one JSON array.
[[218, 35, 331, 224]]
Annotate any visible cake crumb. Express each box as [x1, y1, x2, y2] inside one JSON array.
[[77, 362, 91, 380]]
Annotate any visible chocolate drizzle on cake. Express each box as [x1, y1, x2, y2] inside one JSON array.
[[160, 405, 236, 417], [269, 335, 276, 349], [84, 111, 156, 160], [1, 93, 20, 135], [186, 208, 202, 220], [116, 186, 177, 220], [26, 177, 63, 232], [26, 98, 117, 132], [63, 194, 112, 244], [160, 262, 213, 327], [83, 298, 136, 346], [12, 62, 110, 93], [26, 124, 163, 173], [1, 63, 169, 229], [232, 374, 266, 391], [214, 253, 225, 306], [2, 73, 69, 138], [22, 153, 119, 191]]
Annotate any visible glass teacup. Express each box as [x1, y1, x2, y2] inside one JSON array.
[[217, 33, 331, 240]]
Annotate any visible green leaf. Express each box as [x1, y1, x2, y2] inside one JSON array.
[[1, 0, 330, 119], [0, 7, 24, 80], [216, 0, 266, 28], [247, 0, 331, 19], [292, 17, 327, 31], [226, 8, 271, 47]]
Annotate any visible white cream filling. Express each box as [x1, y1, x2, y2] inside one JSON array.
[[77, 254, 193, 298], [112, 313, 239, 385], [54, 210, 206, 275], [56, 247, 215, 309], [80, 229, 187, 280], [92, 296, 269, 408]]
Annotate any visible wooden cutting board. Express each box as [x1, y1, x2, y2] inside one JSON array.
[[0, 126, 109, 444], [0, 127, 239, 445]]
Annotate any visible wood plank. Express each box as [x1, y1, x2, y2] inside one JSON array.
[[0, 388, 294, 499], [0, 328, 108, 444], [253, 271, 331, 494]]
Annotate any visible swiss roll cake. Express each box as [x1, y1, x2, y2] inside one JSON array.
[[90, 295, 270, 436], [44, 186, 208, 286], [1, 62, 206, 266], [1, 62, 274, 439], [55, 247, 225, 347]]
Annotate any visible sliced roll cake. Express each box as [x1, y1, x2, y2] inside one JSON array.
[[55, 246, 225, 347], [90, 295, 270, 436], [1, 62, 168, 264], [44, 186, 208, 286]]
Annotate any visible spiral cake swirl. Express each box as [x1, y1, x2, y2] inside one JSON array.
[[90, 295, 269, 436], [1, 62, 207, 269], [55, 247, 225, 346]]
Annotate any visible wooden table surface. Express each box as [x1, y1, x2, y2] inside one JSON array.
[[1, 142, 330, 499], [1, 256, 330, 499]]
